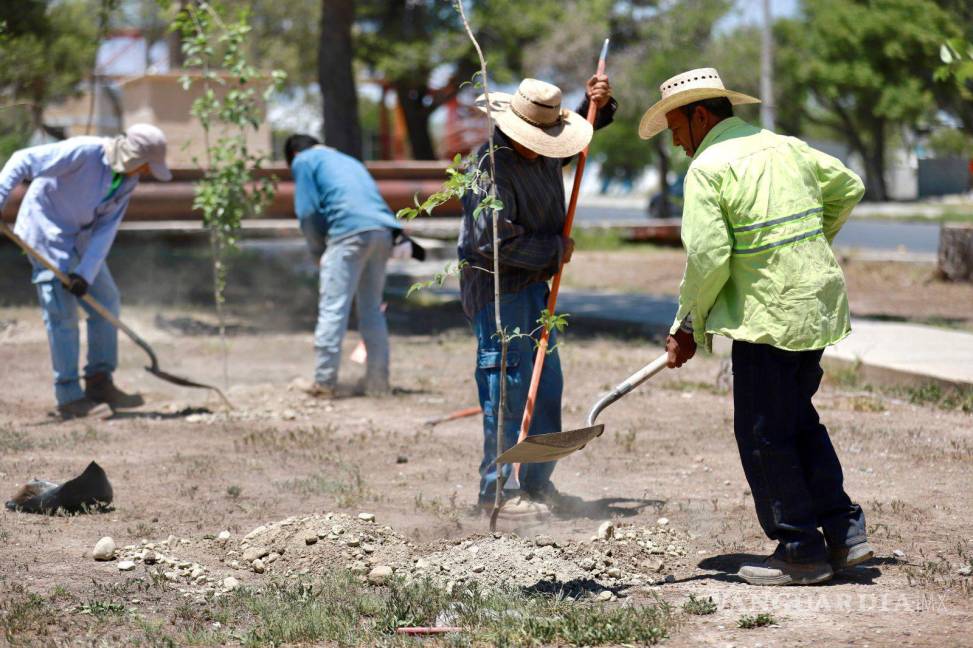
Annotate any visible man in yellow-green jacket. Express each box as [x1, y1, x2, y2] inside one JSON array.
[[639, 68, 873, 586]]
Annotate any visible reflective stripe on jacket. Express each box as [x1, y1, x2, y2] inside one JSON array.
[[671, 117, 865, 352]]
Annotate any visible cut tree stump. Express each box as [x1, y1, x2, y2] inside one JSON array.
[[938, 224, 973, 282]]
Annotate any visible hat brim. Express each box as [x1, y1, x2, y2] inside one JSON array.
[[638, 89, 761, 140], [149, 160, 172, 182], [475, 92, 593, 159]]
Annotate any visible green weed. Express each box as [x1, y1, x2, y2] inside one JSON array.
[[75, 600, 127, 617], [738, 612, 776, 628], [682, 593, 718, 615]]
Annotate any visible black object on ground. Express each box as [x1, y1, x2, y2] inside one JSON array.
[[5, 461, 114, 514]]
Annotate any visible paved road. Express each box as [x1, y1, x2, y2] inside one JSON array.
[[576, 205, 941, 254]]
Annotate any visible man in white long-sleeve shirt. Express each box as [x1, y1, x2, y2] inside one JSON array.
[[0, 124, 172, 419]]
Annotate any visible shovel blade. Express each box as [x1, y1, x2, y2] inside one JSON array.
[[496, 424, 604, 464]]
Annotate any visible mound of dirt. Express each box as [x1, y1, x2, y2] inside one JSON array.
[[101, 514, 693, 602]]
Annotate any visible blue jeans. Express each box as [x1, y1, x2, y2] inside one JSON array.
[[473, 282, 562, 503], [33, 264, 120, 405], [732, 341, 867, 563], [314, 228, 392, 388]]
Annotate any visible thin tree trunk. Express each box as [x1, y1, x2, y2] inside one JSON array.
[[168, 0, 188, 69], [454, 0, 505, 531], [319, 0, 362, 160], [863, 122, 888, 202], [395, 82, 436, 159]]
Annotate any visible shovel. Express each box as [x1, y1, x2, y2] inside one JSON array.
[[496, 352, 667, 464], [1, 221, 232, 408]]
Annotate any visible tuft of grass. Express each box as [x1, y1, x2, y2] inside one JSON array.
[[682, 593, 718, 615], [849, 395, 886, 412], [904, 382, 973, 413], [226, 485, 243, 499], [75, 600, 127, 617], [0, 425, 33, 453], [276, 463, 369, 507], [0, 586, 52, 641], [738, 612, 776, 629], [825, 360, 864, 390], [147, 572, 673, 647]]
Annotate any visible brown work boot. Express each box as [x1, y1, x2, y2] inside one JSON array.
[[829, 541, 875, 572], [304, 382, 337, 399], [84, 373, 144, 409], [55, 397, 111, 421], [737, 556, 833, 586], [481, 495, 551, 521]]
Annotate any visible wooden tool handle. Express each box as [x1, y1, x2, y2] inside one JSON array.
[[515, 39, 610, 475]]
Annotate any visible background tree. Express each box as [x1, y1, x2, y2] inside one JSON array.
[[319, 0, 362, 159], [776, 0, 961, 201], [582, 0, 731, 211], [0, 1, 98, 155], [355, 0, 565, 159]]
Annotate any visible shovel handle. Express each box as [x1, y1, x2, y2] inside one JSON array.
[[517, 38, 610, 449], [586, 352, 667, 427], [1, 222, 160, 371]]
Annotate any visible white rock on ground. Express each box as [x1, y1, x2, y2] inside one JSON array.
[[358, 512, 375, 522], [222, 576, 240, 591], [252, 559, 266, 574], [656, 517, 670, 526], [117, 560, 136, 571], [92, 537, 116, 561], [597, 521, 614, 540], [217, 531, 231, 542], [368, 565, 393, 585]]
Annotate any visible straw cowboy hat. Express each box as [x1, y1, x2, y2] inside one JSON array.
[[638, 67, 760, 140], [476, 79, 593, 158]]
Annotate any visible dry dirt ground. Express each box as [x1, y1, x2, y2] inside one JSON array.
[[1, 259, 972, 646]]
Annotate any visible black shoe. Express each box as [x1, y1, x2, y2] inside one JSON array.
[[55, 397, 111, 421], [84, 373, 144, 409], [829, 541, 875, 572]]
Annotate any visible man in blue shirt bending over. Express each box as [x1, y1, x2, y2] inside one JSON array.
[[284, 135, 405, 397], [0, 124, 172, 419]]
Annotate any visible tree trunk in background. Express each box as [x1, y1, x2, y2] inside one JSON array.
[[938, 224, 973, 282], [394, 82, 436, 160], [319, 0, 362, 160], [860, 120, 888, 201]]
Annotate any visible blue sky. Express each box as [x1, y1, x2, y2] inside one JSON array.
[[716, 0, 800, 33]]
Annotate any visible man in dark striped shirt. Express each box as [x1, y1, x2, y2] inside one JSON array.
[[460, 75, 615, 519]]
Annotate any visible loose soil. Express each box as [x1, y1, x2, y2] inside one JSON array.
[[1, 286, 971, 646]]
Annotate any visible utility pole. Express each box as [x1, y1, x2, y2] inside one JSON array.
[[760, 0, 776, 130]]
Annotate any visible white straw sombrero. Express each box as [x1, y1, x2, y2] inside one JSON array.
[[476, 78, 593, 158], [638, 68, 760, 139]]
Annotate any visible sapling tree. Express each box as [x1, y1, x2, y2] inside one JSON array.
[[170, 0, 286, 387]]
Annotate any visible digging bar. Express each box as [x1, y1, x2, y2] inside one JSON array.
[[496, 352, 667, 464], [1, 221, 232, 408]]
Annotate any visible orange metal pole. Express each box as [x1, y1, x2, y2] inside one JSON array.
[[513, 40, 609, 483]]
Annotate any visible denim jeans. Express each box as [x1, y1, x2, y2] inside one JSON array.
[[33, 263, 120, 405], [732, 341, 867, 563], [473, 281, 562, 503], [314, 228, 392, 388]]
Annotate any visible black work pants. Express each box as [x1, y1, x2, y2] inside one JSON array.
[[732, 341, 867, 563]]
